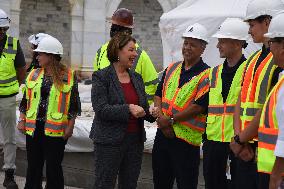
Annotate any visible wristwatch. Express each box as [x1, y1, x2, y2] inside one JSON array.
[[233, 134, 244, 145], [17, 118, 26, 124], [169, 116, 175, 125]]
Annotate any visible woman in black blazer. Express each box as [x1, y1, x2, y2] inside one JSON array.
[[90, 33, 157, 189]]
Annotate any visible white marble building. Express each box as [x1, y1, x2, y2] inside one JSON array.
[[0, 0, 186, 72]]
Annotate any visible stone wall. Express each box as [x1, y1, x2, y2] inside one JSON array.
[[118, 0, 164, 71], [19, 0, 71, 65]]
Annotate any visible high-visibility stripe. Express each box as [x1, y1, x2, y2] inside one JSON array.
[[197, 73, 210, 92], [60, 93, 67, 113], [25, 122, 36, 132], [241, 51, 261, 102], [30, 69, 43, 81], [162, 102, 170, 110], [210, 66, 219, 88], [3, 37, 17, 54], [258, 132, 277, 145], [258, 54, 274, 104], [240, 107, 259, 117], [144, 78, 159, 86], [45, 123, 66, 132], [268, 91, 276, 129], [264, 97, 272, 128], [0, 76, 17, 84], [208, 105, 235, 114], [46, 119, 68, 126], [164, 62, 181, 84], [132, 47, 143, 71], [258, 141, 275, 151], [172, 108, 205, 131]]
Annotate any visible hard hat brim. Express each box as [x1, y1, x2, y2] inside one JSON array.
[[212, 33, 248, 41], [33, 49, 63, 55], [111, 20, 134, 29], [182, 34, 209, 43], [264, 32, 284, 38]]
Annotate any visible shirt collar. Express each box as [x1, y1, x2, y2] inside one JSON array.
[[181, 58, 206, 72]]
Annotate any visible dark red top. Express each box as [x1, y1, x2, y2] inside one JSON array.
[[120, 81, 141, 133]]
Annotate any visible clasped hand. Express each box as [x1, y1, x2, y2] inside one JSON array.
[[129, 104, 146, 118]]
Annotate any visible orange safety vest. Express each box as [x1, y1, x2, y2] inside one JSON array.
[[161, 61, 209, 146], [25, 68, 74, 137], [257, 75, 284, 174], [240, 50, 276, 132], [206, 61, 246, 142]]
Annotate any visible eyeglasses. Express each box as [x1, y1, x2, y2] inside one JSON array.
[[0, 27, 9, 32]]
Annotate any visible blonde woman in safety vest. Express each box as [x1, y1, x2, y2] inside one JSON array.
[[17, 36, 81, 189], [230, 0, 284, 188]]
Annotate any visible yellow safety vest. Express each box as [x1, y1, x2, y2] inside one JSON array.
[[0, 35, 19, 95], [25, 68, 74, 137], [161, 61, 210, 146], [93, 42, 158, 104], [257, 75, 284, 174], [206, 61, 246, 142], [240, 50, 276, 132]]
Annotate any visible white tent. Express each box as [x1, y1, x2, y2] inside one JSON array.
[[159, 0, 261, 68]]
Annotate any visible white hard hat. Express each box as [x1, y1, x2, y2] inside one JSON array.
[[28, 33, 52, 46], [212, 18, 249, 40], [244, 0, 284, 21], [34, 36, 63, 55], [182, 23, 209, 43], [264, 12, 284, 38], [0, 9, 10, 27]]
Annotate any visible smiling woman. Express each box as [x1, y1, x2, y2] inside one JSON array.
[[90, 33, 157, 189]]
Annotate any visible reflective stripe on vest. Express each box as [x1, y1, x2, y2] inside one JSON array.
[[25, 68, 74, 137], [3, 36, 17, 54], [257, 75, 284, 174], [131, 47, 142, 71], [206, 61, 246, 142], [208, 105, 235, 114], [240, 50, 275, 132], [161, 61, 209, 146], [0, 35, 19, 95]]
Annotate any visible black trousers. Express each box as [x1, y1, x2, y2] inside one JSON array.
[[258, 172, 270, 189], [152, 129, 200, 189], [24, 121, 67, 189], [230, 142, 259, 189], [203, 140, 232, 189], [93, 133, 144, 189]]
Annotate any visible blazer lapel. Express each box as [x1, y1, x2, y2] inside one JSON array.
[[109, 65, 126, 103]]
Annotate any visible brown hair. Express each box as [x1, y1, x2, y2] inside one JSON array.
[[48, 54, 67, 90], [107, 33, 136, 63]]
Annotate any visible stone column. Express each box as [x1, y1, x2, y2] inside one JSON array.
[[70, 0, 84, 70], [82, 0, 106, 71]]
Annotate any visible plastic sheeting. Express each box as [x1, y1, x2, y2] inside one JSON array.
[[159, 0, 261, 68]]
